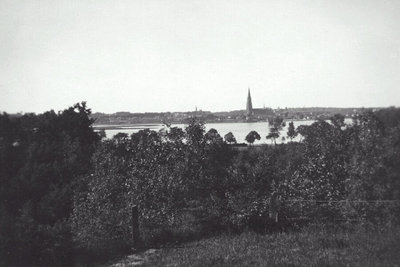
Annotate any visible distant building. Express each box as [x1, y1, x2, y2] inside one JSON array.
[[246, 88, 253, 116], [245, 88, 273, 121]]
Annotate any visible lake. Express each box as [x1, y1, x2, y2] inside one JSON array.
[[95, 119, 345, 144]]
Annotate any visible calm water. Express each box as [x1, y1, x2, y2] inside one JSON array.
[[96, 119, 344, 144]]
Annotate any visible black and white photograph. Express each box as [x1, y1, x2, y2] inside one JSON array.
[[1, 0, 399, 266]]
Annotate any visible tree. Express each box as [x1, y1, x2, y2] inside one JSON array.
[[267, 117, 285, 144], [185, 118, 205, 147], [204, 128, 223, 145], [224, 132, 237, 144], [166, 127, 185, 144], [0, 102, 100, 266], [338, 110, 400, 223], [245, 131, 261, 145], [287, 121, 297, 141], [266, 128, 280, 144], [285, 118, 355, 221], [330, 114, 345, 129]]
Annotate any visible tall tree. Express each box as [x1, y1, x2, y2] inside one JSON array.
[[266, 128, 280, 144], [287, 121, 297, 141], [267, 117, 285, 144]]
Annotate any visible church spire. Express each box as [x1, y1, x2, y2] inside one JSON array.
[[246, 88, 253, 116]]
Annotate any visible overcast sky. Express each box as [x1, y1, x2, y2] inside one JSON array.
[[1, 0, 399, 113]]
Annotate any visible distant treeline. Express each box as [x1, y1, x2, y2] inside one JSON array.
[[0, 104, 399, 266]]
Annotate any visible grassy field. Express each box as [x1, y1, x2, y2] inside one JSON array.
[[143, 225, 400, 266]]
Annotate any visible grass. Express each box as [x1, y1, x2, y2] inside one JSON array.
[[143, 224, 400, 266]]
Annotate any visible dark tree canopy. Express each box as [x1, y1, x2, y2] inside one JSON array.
[[0, 102, 100, 266], [185, 117, 205, 147], [204, 128, 223, 144], [224, 132, 237, 144], [330, 114, 345, 129], [245, 131, 261, 145], [286, 121, 297, 141]]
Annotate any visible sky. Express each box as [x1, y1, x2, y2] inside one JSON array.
[[1, 0, 399, 114]]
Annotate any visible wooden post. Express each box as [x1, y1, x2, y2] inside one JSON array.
[[132, 205, 140, 248], [269, 192, 280, 223]]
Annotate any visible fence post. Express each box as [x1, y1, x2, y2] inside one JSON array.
[[132, 205, 140, 248], [269, 192, 280, 223]]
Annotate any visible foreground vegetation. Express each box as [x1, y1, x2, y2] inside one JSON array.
[[0, 103, 399, 266], [144, 225, 400, 266]]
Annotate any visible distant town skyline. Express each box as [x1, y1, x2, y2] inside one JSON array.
[[1, 0, 400, 114]]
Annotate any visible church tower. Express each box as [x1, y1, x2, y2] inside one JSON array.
[[246, 88, 253, 116]]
